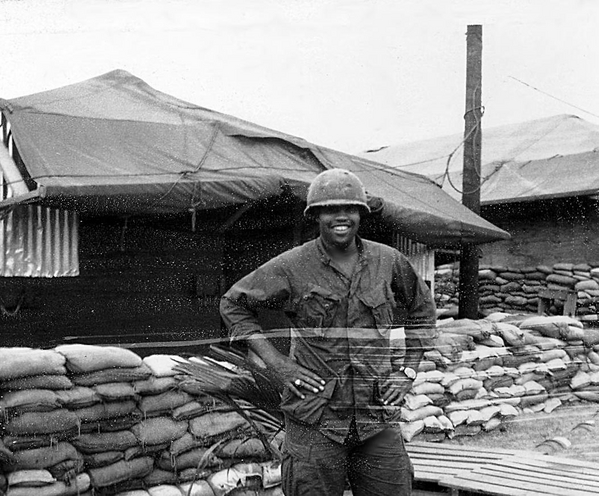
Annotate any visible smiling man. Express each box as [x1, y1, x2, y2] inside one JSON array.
[[220, 168, 437, 496]]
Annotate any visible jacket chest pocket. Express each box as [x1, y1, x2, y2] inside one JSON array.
[[358, 284, 395, 329], [294, 285, 340, 329]]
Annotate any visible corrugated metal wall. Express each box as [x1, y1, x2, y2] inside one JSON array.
[[1, 115, 79, 277], [0, 205, 79, 277], [394, 232, 435, 292]]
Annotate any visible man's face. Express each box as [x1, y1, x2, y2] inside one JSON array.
[[317, 205, 361, 250]]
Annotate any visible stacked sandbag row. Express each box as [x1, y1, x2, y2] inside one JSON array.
[[0, 345, 283, 496], [434, 262, 599, 322], [399, 314, 599, 443]]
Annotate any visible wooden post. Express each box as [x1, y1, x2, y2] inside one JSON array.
[[458, 25, 483, 319]]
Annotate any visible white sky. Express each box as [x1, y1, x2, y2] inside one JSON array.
[[1, 0, 598, 154]]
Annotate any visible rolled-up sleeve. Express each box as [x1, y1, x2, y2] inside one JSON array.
[[392, 252, 438, 351], [219, 256, 291, 343]]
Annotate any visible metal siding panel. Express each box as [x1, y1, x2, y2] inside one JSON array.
[[0, 205, 79, 277]]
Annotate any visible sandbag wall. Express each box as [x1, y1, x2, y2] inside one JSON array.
[[0, 345, 283, 496], [399, 314, 599, 442], [435, 262, 599, 322]]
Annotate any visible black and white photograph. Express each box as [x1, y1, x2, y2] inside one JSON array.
[[1, 1, 599, 495]]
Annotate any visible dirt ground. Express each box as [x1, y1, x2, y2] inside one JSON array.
[[443, 402, 599, 464]]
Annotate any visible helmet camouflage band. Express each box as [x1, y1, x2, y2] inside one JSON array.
[[304, 168, 370, 217]]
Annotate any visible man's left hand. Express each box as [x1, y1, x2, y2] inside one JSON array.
[[379, 371, 414, 406]]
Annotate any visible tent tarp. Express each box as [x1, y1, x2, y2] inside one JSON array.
[[1, 69, 508, 246], [362, 114, 599, 205]]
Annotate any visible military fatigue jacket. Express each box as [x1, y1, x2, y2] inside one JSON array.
[[220, 236, 437, 442]]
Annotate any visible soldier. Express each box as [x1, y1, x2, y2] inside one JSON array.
[[220, 168, 437, 495]]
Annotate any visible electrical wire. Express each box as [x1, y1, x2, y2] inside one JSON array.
[[508, 76, 599, 120]]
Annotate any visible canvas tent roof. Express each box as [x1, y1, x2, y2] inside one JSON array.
[[361, 114, 599, 205], [0, 69, 508, 246]]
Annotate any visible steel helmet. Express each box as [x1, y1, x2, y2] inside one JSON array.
[[304, 169, 370, 217]]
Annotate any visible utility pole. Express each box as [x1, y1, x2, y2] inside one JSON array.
[[458, 25, 483, 319]]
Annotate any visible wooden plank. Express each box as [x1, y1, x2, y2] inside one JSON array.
[[491, 458, 599, 484], [472, 466, 599, 493], [413, 469, 473, 483], [513, 455, 599, 473], [440, 472, 593, 496], [440, 456, 599, 496]]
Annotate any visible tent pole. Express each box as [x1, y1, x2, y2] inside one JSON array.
[[459, 25, 483, 319]]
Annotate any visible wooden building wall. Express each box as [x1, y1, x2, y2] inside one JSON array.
[[480, 196, 599, 268]]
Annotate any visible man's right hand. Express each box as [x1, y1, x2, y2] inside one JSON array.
[[271, 355, 326, 399], [247, 332, 326, 399]]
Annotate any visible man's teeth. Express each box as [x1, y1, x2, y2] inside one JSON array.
[[333, 226, 350, 232]]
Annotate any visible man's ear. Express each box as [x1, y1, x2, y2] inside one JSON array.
[[366, 194, 384, 217]]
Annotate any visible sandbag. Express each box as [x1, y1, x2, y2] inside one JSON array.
[[138, 390, 194, 417], [142, 355, 180, 377], [83, 451, 124, 469], [87, 456, 153, 488], [72, 364, 152, 386], [437, 319, 493, 341], [415, 369, 445, 384], [411, 382, 444, 396], [55, 387, 100, 409], [131, 417, 188, 447], [132, 376, 178, 396], [3, 442, 81, 471], [2, 428, 79, 452], [142, 469, 178, 487], [482, 416, 503, 432], [4, 409, 80, 436], [403, 394, 433, 411], [94, 382, 139, 402], [0, 374, 73, 391], [447, 378, 483, 396], [189, 411, 251, 440], [7, 469, 56, 487], [493, 323, 525, 347], [80, 414, 141, 434], [0, 348, 66, 380], [0, 389, 62, 414], [216, 438, 269, 461], [574, 390, 599, 402], [571, 370, 592, 390], [169, 432, 207, 457], [47, 457, 84, 481], [72, 431, 139, 454], [173, 400, 226, 421], [455, 389, 481, 402], [400, 405, 443, 423], [72, 399, 138, 423], [55, 344, 142, 373], [520, 392, 549, 408], [582, 329, 599, 348], [156, 446, 222, 471], [466, 410, 485, 426], [399, 420, 424, 442], [544, 397, 562, 413], [422, 415, 445, 433], [147, 485, 183, 496], [2, 473, 90, 496], [447, 410, 470, 427]]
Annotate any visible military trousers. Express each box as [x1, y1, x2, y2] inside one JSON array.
[[281, 418, 413, 496]]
